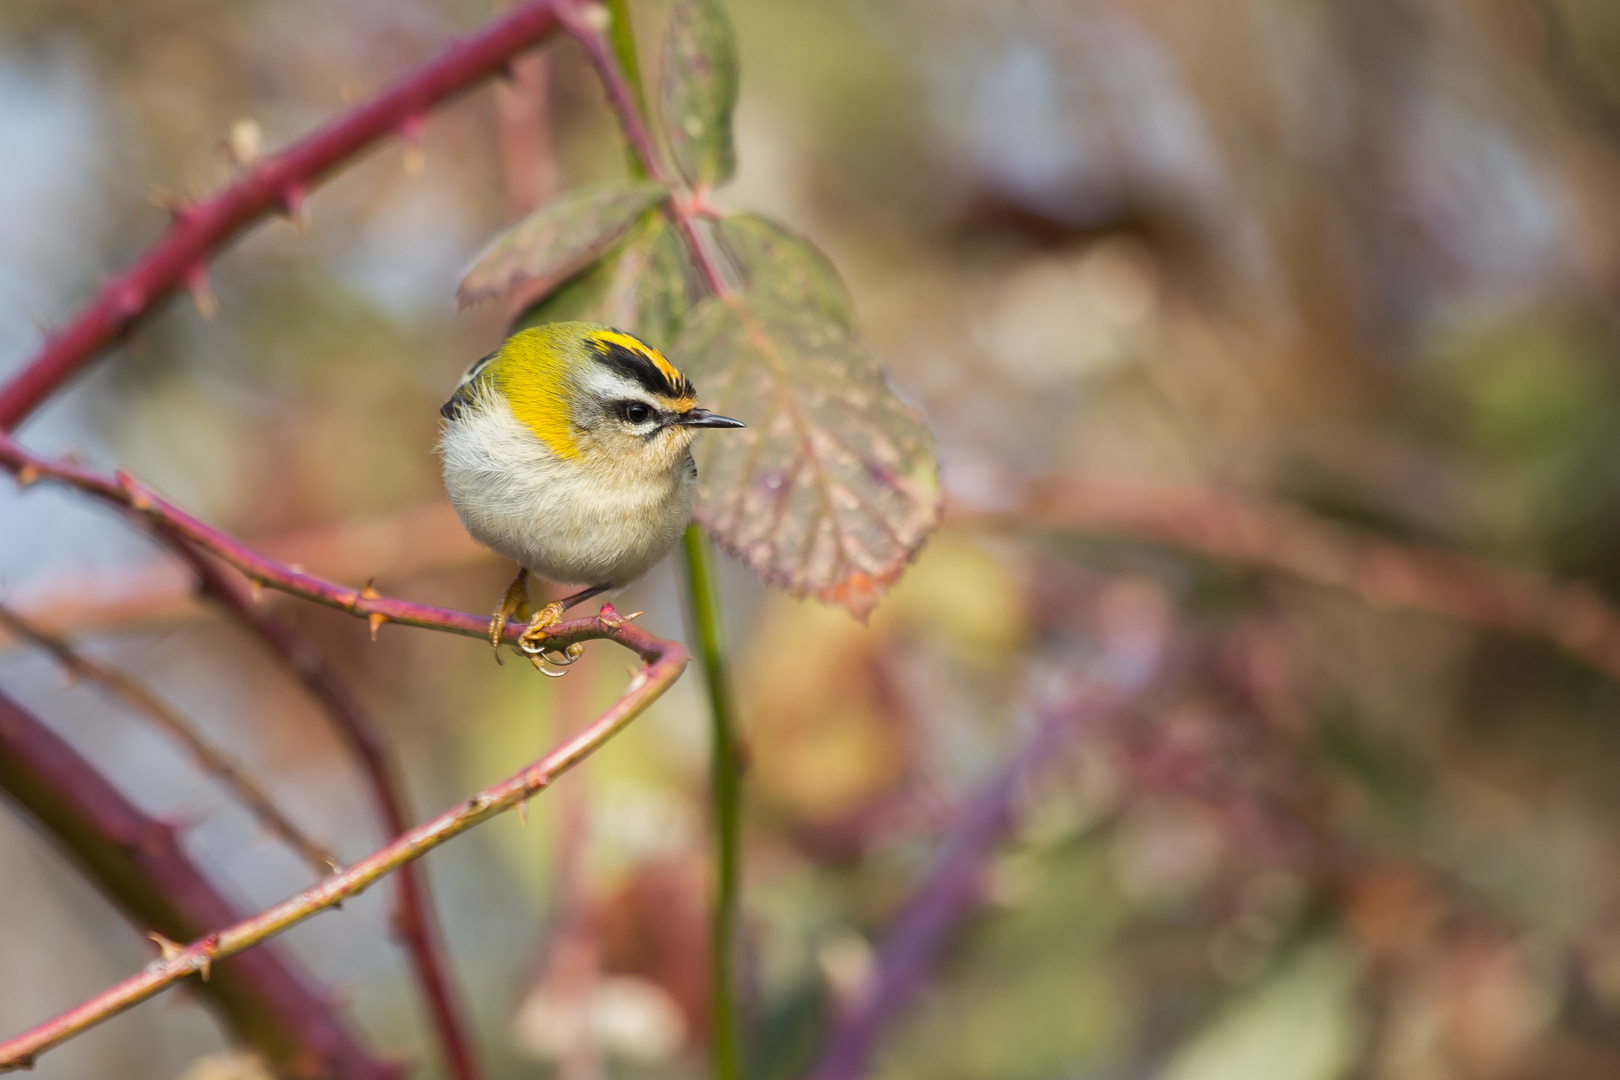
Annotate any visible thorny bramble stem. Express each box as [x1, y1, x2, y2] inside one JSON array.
[[0, 621, 686, 1073], [167, 542, 480, 1080], [0, 602, 338, 875], [0, 690, 402, 1080], [0, 9, 587, 1074], [0, 1, 572, 434], [0, 434, 629, 653], [0, 433, 636, 1080]]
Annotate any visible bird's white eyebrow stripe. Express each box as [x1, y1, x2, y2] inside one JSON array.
[[458, 349, 497, 388]]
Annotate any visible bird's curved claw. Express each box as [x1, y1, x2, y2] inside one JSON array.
[[537, 641, 587, 668], [517, 600, 566, 656], [530, 656, 569, 677], [519, 605, 587, 675]]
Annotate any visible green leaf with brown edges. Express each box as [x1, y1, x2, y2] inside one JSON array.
[[677, 293, 941, 620], [660, 0, 740, 189], [512, 212, 691, 349], [458, 180, 667, 311], [717, 213, 856, 331]]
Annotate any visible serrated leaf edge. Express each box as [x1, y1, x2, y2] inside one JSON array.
[[693, 296, 942, 620]]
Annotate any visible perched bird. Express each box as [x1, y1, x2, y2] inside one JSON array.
[[439, 322, 744, 667]]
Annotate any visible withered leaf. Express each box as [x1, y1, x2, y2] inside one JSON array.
[[458, 180, 668, 311], [677, 292, 941, 620], [660, 0, 740, 189], [717, 213, 855, 332], [514, 212, 691, 349]]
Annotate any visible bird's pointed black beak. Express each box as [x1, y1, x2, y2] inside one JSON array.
[[677, 409, 746, 429]]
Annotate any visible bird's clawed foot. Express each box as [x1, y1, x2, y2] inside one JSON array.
[[518, 601, 583, 676], [489, 568, 532, 664], [489, 572, 606, 674]]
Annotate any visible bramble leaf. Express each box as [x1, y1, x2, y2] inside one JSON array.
[[458, 180, 668, 311], [717, 213, 855, 331], [660, 0, 740, 189], [513, 212, 690, 348], [677, 292, 941, 620]]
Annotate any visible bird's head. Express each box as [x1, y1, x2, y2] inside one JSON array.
[[452, 322, 744, 477]]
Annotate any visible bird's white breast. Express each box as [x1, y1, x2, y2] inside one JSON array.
[[439, 393, 694, 587]]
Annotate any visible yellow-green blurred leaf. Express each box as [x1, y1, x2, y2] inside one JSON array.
[[458, 180, 668, 310], [677, 294, 940, 619], [1163, 942, 1360, 1080], [660, 0, 739, 188], [718, 213, 855, 331]]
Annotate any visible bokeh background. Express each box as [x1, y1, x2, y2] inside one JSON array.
[[6, 1, 1620, 1078]]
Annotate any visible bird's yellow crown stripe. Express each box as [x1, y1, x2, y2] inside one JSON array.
[[593, 328, 688, 391]]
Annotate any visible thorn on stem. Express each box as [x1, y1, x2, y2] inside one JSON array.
[[15, 464, 39, 487], [225, 118, 263, 167], [148, 932, 184, 961], [575, 2, 612, 32], [146, 186, 186, 215], [400, 115, 426, 176], [281, 184, 308, 232], [197, 934, 219, 982], [249, 579, 265, 602], [117, 473, 153, 512], [368, 612, 388, 641], [516, 799, 528, 826], [113, 284, 146, 321], [153, 192, 205, 228], [185, 264, 218, 320]]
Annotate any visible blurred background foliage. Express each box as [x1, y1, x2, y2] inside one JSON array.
[[6, 0, 1620, 1078]]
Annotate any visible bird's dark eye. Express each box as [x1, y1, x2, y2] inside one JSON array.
[[618, 401, 653, 425]]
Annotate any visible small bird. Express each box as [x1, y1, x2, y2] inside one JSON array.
[[439, 322, 744, 667]]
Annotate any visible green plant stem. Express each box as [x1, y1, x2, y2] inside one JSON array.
[[680, 524, 743, 1080], [565, 8, 744, 1073], [604, 0, 651, 180]]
